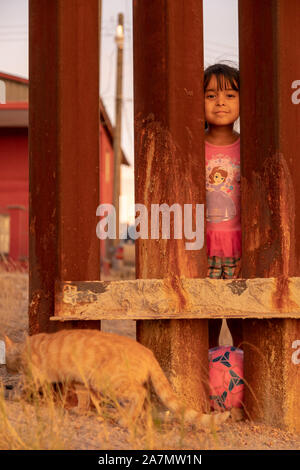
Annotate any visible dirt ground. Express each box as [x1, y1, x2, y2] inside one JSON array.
[[0, 270, 300, 450]]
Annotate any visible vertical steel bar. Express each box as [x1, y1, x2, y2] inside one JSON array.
[[239, 0, 300, 432], [29, 0, 100, 333], [133, 0, 209, 410]]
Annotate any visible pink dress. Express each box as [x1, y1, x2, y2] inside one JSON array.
[[205, 138, 241, 258]]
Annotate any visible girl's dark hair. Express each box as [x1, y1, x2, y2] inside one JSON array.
[[204, 63, 239, 129], [204, 63, 239, 92]]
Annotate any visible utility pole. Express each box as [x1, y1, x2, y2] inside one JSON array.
[[113, 13, 124, 248]]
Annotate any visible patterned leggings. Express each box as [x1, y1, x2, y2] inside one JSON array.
[[207, 256, 241, 279], [207, 255, 243, 347]]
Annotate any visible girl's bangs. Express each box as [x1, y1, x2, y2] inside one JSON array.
[[204, 65, 239, 91]]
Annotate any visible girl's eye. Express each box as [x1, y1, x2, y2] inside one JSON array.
[[206, 92, 237, 98]]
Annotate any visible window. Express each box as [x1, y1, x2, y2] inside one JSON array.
[[0, 81, 6, 104], [0, 214, 10, 255]]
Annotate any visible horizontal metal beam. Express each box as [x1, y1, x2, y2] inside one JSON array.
[[52, 277, 300, 321]]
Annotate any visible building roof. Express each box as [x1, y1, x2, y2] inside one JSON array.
[[0, 71, 29, 84], [0, 72, 130, 166], [99, 99, 129, 166]]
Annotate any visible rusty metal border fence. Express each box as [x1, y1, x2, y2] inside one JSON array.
[[29, 0, 300, 432]]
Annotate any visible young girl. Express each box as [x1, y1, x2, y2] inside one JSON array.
[[204, 63, 243, 348]]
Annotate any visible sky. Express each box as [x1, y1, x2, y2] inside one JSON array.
[[0, 0, 239, 223]]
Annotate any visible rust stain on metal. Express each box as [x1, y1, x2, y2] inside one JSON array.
[[243, 153, 299, 311], [242, 151, 295, 279], [61, 283, 108, 306], [184, 88, 193, 96], [135, 112, 205, 280], [29, 290, 42, 335], [226, 280, 248, 296], [277, 152, 296, 277], [135, 113, 190, 279], [72, 281, 109, 294], [241, 172, 274, 276], [143, 128, 156, 210], [168, 276, 188, 312], [270, 153, 296, 312], [272, 275, 299, 312]]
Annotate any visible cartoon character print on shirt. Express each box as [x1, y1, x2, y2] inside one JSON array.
[[206, 155, 240, 224]]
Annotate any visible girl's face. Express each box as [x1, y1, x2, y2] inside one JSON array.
[[204, 74, 239, 127], [213, 172, 225, 184]]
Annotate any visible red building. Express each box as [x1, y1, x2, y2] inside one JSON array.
[[0, 72, 129, 262]]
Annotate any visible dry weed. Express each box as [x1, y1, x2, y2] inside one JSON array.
[[0, 271, 299, 450]]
